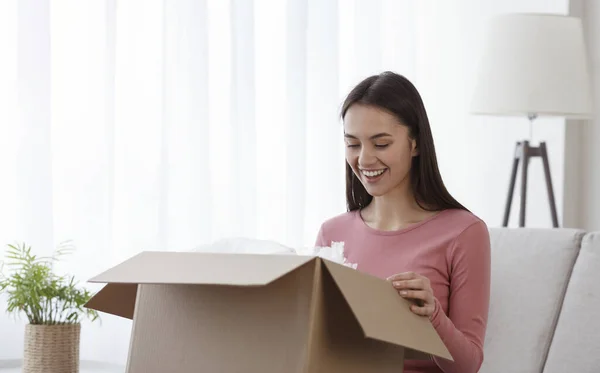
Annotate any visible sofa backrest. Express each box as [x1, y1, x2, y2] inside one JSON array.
[[543, 232, 600, 373], [480, 228, 585, 373]]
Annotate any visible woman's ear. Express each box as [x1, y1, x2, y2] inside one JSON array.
[[411, 139, 419, 156]]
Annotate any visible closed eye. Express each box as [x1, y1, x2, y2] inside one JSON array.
[[375, 144, 389, 149]]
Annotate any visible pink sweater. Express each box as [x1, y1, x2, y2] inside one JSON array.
[[315, 208, 491, 373]]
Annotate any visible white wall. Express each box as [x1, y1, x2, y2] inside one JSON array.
[[564, 0, 600, 231], [0, 0, 53, 362]]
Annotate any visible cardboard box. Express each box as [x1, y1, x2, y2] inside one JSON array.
[[85, 251, 452, 372]]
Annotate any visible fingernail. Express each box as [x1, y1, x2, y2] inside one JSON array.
[[399, 291, 407, 296], [393, 281, 400, 286]]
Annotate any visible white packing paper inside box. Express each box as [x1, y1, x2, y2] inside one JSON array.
[[193, 237, 357, 269]]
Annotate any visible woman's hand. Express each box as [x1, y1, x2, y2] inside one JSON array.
[[387, 272, 436, 319]]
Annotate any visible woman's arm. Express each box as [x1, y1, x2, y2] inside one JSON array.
[[430, 220, 491, 373]]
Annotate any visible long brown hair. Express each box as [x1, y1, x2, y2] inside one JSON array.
[[342, 71, 467, 212]]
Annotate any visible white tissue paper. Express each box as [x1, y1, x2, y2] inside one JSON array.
[[193, 237, 357, 269], [294, 241, 358, 269]]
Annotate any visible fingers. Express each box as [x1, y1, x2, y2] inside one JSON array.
[[399, 290, 432, 308], [388, 273, 430, 288], [391, 278, 427, 290], [387, 272, 418, 281], [398, 289, 431, 302], [410, 304, 435, 317], [388, 272, 435, 318]]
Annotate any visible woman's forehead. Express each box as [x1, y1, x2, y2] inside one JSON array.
[[343, 105, 407, 136]]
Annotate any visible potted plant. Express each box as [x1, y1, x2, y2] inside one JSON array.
[[0, 242, 99, 373]]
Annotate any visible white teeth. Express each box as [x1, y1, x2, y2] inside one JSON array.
[[362, 169, 385, 177]]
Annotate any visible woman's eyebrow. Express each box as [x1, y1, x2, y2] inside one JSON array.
[[344, 132, 392, 140]]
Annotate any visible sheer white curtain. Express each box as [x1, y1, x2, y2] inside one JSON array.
[[0, 0, 474, 365]]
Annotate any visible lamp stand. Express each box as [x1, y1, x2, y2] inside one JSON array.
[[502, 140, 559, 228]]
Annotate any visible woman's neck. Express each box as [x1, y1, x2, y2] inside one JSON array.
[[360, 187, 437, 231]]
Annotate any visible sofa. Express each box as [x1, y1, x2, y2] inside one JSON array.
[[481, 228, 599, 373]]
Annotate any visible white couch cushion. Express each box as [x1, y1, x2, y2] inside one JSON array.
[[543, 232, 600, 373], [480, 228, 584, 373]]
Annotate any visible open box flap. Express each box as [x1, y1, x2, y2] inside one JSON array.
[[84, 283, 138, 319], [322, 260, 453, 361], [85, 251, 316, 318], [88, 251, 315, 286]]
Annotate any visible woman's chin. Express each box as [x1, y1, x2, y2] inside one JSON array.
[[363, 185, 389, 198]]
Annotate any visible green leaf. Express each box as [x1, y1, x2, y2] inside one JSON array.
[[0, 241, 101, 325]]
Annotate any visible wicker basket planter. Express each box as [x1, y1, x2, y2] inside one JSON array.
[[23, 323, 81, 373]]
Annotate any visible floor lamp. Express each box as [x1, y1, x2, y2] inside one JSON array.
[[471, 13, 593, 228]]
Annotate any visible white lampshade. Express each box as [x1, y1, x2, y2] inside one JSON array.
[[471, 13, 593, 119]]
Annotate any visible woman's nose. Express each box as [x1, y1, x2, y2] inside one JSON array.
[[358, 147, 376, 166]]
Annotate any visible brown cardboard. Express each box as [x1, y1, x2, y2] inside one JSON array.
[[86, 251, 452, 372]]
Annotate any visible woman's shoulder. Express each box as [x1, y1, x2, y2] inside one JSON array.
[[314, 210, 359, 246], [437, 209, 491, 272], [318, 210, 359, 232], [437, 209, 491, 258], [435, 208, 489, 237]]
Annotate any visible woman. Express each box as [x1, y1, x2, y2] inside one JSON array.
[[315, 71, 491, 373]]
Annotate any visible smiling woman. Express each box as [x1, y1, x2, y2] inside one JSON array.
[[341, 71, 466, 214], [315, 72, 492, 373]]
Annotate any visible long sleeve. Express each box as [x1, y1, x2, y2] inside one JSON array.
[[430, 220, 491, 373]]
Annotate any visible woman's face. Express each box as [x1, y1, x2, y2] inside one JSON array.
[[343, 104, 418, 198]]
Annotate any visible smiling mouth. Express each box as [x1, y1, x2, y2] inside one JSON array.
[[360, 168, 387, 180]]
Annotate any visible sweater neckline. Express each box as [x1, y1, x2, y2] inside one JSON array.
[[353, 208, 450, 236]]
